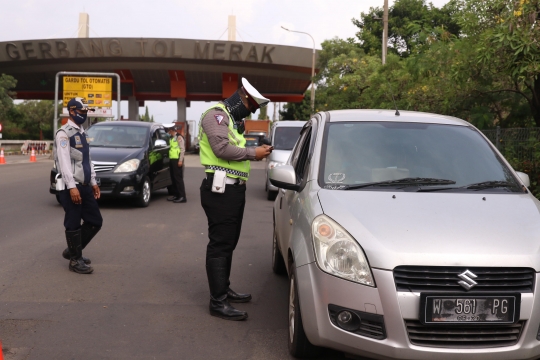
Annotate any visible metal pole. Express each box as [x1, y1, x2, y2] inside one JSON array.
[[54, 71, 122, 135], [383, 0, 388, 65], [281, 26, 316, 115]]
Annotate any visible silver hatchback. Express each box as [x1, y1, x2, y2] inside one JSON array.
[[269, 109, 540, 359]]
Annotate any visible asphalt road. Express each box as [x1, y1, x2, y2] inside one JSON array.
[[0, 154, 348, 360]]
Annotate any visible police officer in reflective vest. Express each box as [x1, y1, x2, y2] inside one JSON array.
[[164, 124, 187, 203], [54, 97, 103, 274], [199, 78, 273, 320]]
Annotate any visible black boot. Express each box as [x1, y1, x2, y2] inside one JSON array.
[[206, 257, 247, 321], [225, 256, 252, 303], [62, 223, 99, 264], [65, 229, 93, 274]]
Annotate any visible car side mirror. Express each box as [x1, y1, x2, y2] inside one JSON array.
[[154, 139, 167, 148], [516, 171, 530, 187], [261, 137, 271, 146], [270, 164, 299, 191]]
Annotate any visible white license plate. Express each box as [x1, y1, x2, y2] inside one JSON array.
[[421, 294, 520, 324]]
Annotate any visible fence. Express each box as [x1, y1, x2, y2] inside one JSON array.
[[482, 126, 540, 197]]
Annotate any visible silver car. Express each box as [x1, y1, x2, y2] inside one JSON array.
[[269, 109, 540, 359], [266, 121, 306, 200]]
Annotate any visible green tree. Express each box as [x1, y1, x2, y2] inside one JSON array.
[[140, 106, 151, 122], [0, 74, 16, 123], [257, 106, 268, 120], [454, 0, 540, 126], [352, 0, 460, 57]]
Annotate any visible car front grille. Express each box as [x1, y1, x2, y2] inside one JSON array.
[[92, 161, 117, 172], [394, 266, 535, 293], [405, 320, 525, 348]]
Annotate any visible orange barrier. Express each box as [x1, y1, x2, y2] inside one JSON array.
[[0, 339, 4, 360], [30, 148, 37, 162], [0, 148, 5, 165]]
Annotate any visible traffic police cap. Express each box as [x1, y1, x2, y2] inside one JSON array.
[[67, 97, 95, 111], [162, 123, 177, 129], [241, 78, 270, 109]]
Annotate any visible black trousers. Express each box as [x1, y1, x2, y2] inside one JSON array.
[[58, 184, 103, 231], [169, 160, 186, 198], [200, 178, 246, 259]]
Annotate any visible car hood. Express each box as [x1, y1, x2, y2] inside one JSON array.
[[269, 149, 291, 164], [317, 189, 540, 270], [90, 146, 144, 164]]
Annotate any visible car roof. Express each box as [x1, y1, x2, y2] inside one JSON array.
[[92, 121, 161, 128], [325, 109, 470, 126], [272, 120, 308, 127]]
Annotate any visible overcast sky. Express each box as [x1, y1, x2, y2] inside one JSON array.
[[1, 0, 449, 126]]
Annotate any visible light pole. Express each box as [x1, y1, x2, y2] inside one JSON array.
[[372, 0, 389, 65], [281, 26, 316, 115]]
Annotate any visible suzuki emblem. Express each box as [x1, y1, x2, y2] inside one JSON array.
[[457, 270, 478, 291]]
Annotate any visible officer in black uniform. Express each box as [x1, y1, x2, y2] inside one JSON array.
[[54, 97, 103, 274]]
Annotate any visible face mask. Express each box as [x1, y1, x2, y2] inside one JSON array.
[[71, 110, 88, 125]]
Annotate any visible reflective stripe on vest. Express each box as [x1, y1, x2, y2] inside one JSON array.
[[198, 103, 250, 180], [169, 136, 181, 159]]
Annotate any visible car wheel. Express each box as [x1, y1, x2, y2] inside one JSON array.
[[136, 176, 151, 207], [267, 190, 277, 201], [272, 226, 287, 275], [288, 270, 319, 358]]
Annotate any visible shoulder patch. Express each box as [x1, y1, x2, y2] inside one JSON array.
[[60, 138, 69, 148], [215, 114, 225, 125]]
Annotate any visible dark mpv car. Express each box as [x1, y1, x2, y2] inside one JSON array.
[[50, 121, 172, 207]]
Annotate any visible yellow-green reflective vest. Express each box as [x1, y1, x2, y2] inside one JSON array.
[[169, 136, 181, 159], [198, 103, 250, 181]]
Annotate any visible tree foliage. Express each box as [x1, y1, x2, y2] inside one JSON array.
[[281, 0, 539, 130]]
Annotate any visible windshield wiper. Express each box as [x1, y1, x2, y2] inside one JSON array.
[[343, 177, 456, 190], [417, 180, 516, 192], [462, 180, 515, 190]]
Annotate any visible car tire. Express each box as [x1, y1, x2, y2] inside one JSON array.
[[267, 190, 277, 201], [136, 176, 151, 207], [288, 269, 319, 358], [272, 226, 287, 275]]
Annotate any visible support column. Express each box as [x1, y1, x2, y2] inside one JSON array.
[[177, 98, 186, 123], [128, 96, 138, 121]]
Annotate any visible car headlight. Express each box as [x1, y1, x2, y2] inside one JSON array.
[[268, 161, 283, 169], [312, 215, 375, 286], [114, 159, 140, 173]]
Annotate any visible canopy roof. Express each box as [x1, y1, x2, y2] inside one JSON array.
[[0, 37, 318, 104]]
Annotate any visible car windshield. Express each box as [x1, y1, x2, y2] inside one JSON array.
[[87, 125, 148, 148], [273, 126, 303, 150], [320, 121, 521, 192]]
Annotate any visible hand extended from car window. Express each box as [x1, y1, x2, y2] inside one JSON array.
[[92, 185, 100, 199], [255, 145, 273, 160], [70, 188, 82, 204]]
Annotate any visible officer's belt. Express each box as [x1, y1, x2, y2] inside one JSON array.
[[205, 165, 248, 179]]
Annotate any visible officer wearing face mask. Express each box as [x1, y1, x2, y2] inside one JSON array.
[[54, 97, 103, 274], [198, 78, 273, 321]]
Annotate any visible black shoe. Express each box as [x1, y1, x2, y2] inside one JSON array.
[[173, 197, 186, 203], [206, 257, 247, 320], [62, 248, 91, 264], [227, 288, 252, 303], [69, 258, 94, 274], [209, 297, 248, 321], [167, 196, 179, 201]]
